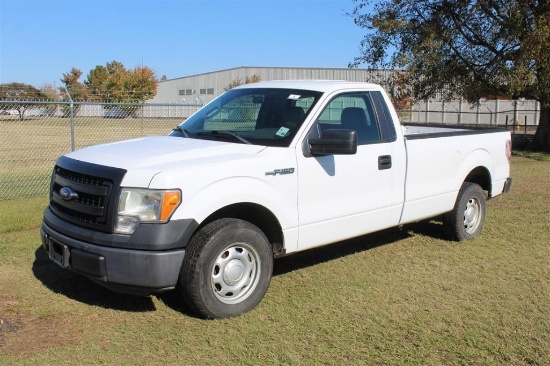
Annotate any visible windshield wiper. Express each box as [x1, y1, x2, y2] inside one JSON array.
[[196, 130, 252, 145], [172, 126, 191, 138]]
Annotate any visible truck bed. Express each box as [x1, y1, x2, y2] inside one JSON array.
[[403, 124, 509, 140], [399, 124, 511, 224]]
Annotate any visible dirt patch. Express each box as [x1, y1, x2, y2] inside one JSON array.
[[0, 314, 80, 355], [0, 317, 22, 348]]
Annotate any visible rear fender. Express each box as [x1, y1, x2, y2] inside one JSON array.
[[453, 148, 493, 195]]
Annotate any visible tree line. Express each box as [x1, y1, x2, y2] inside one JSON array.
[[60, 61, 157, 103], [0, 60, 158, 119]]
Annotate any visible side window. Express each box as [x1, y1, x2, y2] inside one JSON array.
[[317, 93, 381, 145]]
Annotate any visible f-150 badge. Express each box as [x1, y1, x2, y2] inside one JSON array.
[[265, 168, 295, 176]]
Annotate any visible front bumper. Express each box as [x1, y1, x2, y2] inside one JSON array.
[[40, 209, 197, 296]]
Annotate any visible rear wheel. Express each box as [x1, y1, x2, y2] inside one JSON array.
[[178, 218, 273, 319], [444, 182, 487, 241]]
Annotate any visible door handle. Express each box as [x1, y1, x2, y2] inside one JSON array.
[[378, 155, 392, 170]]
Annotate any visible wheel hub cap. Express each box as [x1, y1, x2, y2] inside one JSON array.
[[224, 260, 244, 285], [211, 243, 261, 304], [464, 197, 481, 233]]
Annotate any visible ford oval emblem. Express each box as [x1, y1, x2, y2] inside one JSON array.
[[59, 186, 78, 201]]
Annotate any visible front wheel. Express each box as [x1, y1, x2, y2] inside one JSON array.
[[178, 218, 273, 319], [444, 182, 487, 241]]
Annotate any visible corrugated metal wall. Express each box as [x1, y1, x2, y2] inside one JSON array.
[[151, 67, 395, 104]]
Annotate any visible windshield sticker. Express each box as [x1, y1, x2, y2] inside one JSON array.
[[287, 94, 301, 100], [276, 127, 290, 137]]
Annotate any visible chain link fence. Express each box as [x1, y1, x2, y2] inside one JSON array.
[[401, 99, 540, 128], [397, 99, 540, 149], [0, 98, 540, 201], [0, 101, 200, 200]]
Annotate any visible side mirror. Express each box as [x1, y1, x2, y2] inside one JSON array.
[[309, 129, 358, 156]]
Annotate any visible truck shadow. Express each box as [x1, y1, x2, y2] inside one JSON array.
[[274, 218, 448, 276], [32, 246, 157, 312]]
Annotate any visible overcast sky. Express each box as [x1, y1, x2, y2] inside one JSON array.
[[0, 0, 369, 87]]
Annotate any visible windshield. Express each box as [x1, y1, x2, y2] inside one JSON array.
[[170, 88, 322, 147]]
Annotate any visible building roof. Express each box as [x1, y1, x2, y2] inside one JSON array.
[[161, 66, 383, 83]]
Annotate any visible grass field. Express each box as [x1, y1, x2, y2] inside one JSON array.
[[0, 156, 548, 365], [0, 117, 182, 200]]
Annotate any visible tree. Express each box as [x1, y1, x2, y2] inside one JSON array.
[[59, 67, 88, 116], [84, 60, 158, 103], [121, 65, 158, 102], [366, 70, 413, 110], [39, 83, 60, 116], [0, 82, 48, 120], [40, 83, 59, 101], [350, 0, 550, 151], [60, 67, 88, 101], [224, 74, 262, 91], [84, 65, 109, 101], [60, 61, 158, 117]]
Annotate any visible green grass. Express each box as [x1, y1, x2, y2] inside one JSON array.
[[0, 157, 549, 365], [0, 117, 182, 200], [512, 150, 550, 161]]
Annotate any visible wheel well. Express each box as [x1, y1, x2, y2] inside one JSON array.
[[199, 203, 285, 256], [464, 167, 492, 196]]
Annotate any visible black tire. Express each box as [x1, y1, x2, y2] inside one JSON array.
[[444, 182, 487, 241], [178, 218, 273, 319]]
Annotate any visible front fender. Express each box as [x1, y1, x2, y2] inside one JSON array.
[[171, 176, 298, 231]]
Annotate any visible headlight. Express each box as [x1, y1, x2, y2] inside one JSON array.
[[115, 188, 181, 234]]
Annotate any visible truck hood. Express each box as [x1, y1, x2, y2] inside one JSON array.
[[66, 136, 266, 186]]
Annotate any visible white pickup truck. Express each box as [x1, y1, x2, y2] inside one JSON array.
[[41, 80, 512, 318]]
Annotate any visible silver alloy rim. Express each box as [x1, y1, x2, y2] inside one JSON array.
[[211, 243, 261, 304], [463, 196, 482, 234]]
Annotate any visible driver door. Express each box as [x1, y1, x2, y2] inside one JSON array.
[[296, 91, 404, 250]]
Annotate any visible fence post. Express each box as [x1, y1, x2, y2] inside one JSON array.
[[458, 99, 463, 125], [505, 115, 509, 131], [425, 100, 430, 124], [442, 101, 446, 124], [495, 99, 499, 126], [63, 87, 75, 151], [534, 101, 539, 127], [476, 102, 480, 125], [513, 100, 518, 131]]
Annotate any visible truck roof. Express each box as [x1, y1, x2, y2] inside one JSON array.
[[235, 80, 383, 93]]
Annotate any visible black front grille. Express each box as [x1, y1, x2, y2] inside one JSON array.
[[51, 168, 112, 225], [49, 156, 127, 233], [56, 167, 105, 186]]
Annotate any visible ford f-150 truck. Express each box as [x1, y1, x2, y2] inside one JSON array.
[[40, 80, 512, 318]]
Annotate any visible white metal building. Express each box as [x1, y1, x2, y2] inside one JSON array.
[[149, 66, 395, 104]]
